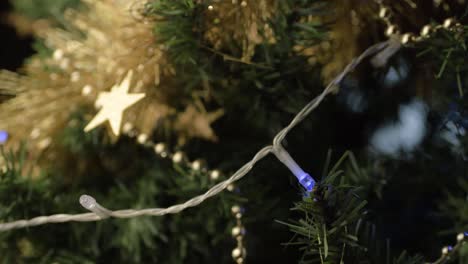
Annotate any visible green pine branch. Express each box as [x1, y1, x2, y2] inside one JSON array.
[[11, 0, 81, 20], [416, 25, 468, 98], [280, 152, 424, 264], [150, 0, 200, 66], [0, 112, 238, 263]]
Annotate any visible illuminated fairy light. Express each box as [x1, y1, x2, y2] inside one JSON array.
[[0, 130, 8, 144], [273, 145, 316, 192], [0, 41, 390, 233]]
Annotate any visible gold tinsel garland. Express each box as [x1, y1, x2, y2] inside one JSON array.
[[2, 0, 466, 166], [296, 0, 467, 84], [202, 0, 277, 62], [294, 0, 379, 84], [0, 0, 222, 167]]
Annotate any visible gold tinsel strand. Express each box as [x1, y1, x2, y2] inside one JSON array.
[[296, 0, 467, 84], [202, 0, 277, 62], [294, 0, 378, 84], [0, 0, 222, 168]]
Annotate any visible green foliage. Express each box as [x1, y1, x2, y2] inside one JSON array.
[[4, 0, 468, 263], [11, 0, 83, 64], [281, 153, 425, 264], [392, 252, 425, 264], [417, 25, 468, 98], [287, 0, 329, 48], [460, 243, 468, 264], [0, 113, 237, 263], [149, 0, 327, 67], [11, 0, 81, 20], [148, 0, 327, 141], [438, 177, 468, 234], [150, 0, 200, 66]]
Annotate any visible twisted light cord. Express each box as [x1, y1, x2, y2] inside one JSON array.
[[0, 41, 390, 233]]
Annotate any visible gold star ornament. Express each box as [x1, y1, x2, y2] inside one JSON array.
[[84, 71, 145, 136]]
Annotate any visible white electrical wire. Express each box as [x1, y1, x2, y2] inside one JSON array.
[[0, 40, 391, 232]]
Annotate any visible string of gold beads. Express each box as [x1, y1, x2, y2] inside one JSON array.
[[376, 0, 464, 45], [231, 205, 247, 264], [207, 0, 248, 11], [122, 122, 223, 180], [122, 122, 246, 263], [430, 232, 467, 264]]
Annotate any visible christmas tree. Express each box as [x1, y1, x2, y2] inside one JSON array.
[[0, 0, 468, 263]]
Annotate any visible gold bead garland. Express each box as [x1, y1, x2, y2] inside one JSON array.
[[1, 0, 226, 171], [121, 122, 247, 263], [231, 205, 247, 264], [116, 29, 458, 263], [430, 232, 467, 264], [122, 122, 214, 174], [375, 0, 465, 45], [210, 169, 221, 181], [201, 0, 277, 62]]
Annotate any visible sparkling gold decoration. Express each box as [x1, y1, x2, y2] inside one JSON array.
[[127, 128, 226, 185], [137, 133, 149, 144], [421, 25, 432, 36], [154, 143, 167, 155], [123, 127, 248, 264], [429, 231, 467, 263], [442, 246, 449, 255], [296, 0, 466, 84], [294, 1, 378, 83], [227, 184, 236, 192], [375, 0, 465, 45], [0, 0, 222, 168], [202, 0, 277, 62], [209, 170, 221, 181], [232, 248, 243, 259], [191, 159, 204, 171], [0, 0, 168, 163], [172, 151, 185, 164], [82, 85, 93, 96], [227, 177, 247, 263], [231, 226, 245, 237], [122, 122, 135, 134], [84, 71, 145, 136], [230, 202, 246, 264], [174, 105, 224, 145], [231, 205, 241, 214]]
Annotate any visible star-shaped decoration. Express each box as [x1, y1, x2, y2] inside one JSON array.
[[84, 70, 145, 136], [174, 104, 224, 145]]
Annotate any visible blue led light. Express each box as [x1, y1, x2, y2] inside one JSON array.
[[273, 146, 316, 193], [298, 173, 316, 192], [0, 131, 8, 144]]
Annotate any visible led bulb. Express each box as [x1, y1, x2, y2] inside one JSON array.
[[273, 146, 316, 192]]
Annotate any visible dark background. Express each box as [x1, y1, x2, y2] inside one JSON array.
[[0, 1, 33, 71]]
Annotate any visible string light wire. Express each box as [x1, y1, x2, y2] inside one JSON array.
[[0, 40, 391, 232]]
